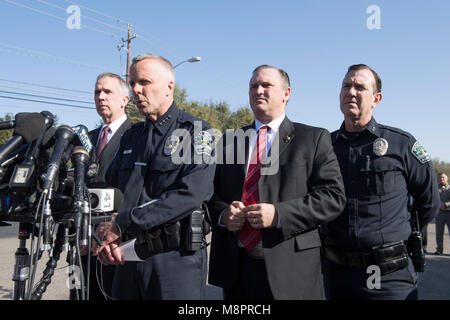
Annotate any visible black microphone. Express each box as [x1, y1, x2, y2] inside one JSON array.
[[40, 111, 54, 127], [23, 111, 54, 164], [0, 112, 31, 130], [0, 119, 15, 130], [72, 125, 93, 154], [71, 146, 90, 245], [42, 125, 74, 191], [0, 113, 45, 165], [9, 112, 55, 193]]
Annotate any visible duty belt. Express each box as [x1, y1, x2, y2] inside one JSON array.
[[324, 241, 409, 275]]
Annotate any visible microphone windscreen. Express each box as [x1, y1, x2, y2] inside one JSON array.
[[14, 113, 45, 143]]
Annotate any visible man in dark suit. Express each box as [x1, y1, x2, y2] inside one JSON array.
[[208, 65, 346, 300], [88, 73, 132, 188], [70, 72, 132, 300]]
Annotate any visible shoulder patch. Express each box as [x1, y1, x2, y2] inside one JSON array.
[[411, 141, 431, 164], [194, 131, 213, 156]]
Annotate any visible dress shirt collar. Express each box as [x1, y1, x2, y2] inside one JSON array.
[[254, 113, 286, 135], [101, 114, 127, 138]]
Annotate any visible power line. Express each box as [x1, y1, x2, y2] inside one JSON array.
[[0, 90, 94, 105], [59, 0, 185, 60], [62, 0, 128, 25], [0, 78, 91, 95], [0, 95, 95, 110], [0, 84, 93, 101], [35, 0, 129, 33], [4, 0, 120, 39], [0, 42, 111, 71]]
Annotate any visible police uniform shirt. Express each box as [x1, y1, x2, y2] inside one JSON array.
[[327, 117, 439, 251], [106, 102, 216, 234]]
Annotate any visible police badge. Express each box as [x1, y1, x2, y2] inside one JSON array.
[[373, 138, 388, 156], [164, 135, 180, 156], [194, 131, 213, 156]]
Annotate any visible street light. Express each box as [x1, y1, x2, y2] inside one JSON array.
[[173, 56, 201, 69]]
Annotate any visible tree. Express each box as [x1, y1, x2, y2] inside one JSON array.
[[0, 113, 13, 145], [124, 85, 254, 132], [432, 159, 450, 177]]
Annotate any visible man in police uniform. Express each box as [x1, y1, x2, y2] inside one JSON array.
[[435, 172, 450, 255], [322, 64, 440, 300], [92, 53, 215, 299]]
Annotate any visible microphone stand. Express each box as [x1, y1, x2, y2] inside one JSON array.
[[12, 222, 32, 300]]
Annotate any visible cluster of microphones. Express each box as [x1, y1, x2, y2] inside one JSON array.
[[0, 111, 123, 300]]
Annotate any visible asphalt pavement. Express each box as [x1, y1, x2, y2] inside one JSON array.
[[0, 221, 449, 300]]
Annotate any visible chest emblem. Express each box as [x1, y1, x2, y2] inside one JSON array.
[[373, 138, 388, 156], [164, 135, 181, 156], [194, 131, 213, 156]]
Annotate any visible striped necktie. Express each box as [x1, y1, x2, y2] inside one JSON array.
[[238, 125, 268, 251]]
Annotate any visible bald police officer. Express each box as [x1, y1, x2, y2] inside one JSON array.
[[322, 64, 440, 300], [92, 54, 215, 300]]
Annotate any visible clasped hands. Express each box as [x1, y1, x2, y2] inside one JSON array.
[[221, 201, 278, 232]]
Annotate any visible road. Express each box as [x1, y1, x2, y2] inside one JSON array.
[[0, 222, 449, 300]]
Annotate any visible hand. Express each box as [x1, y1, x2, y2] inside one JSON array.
[[92, 214, 124, 265], [221, 201, 246, 232], [242, 203, 278, 229]]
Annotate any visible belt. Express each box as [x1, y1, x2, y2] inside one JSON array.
[[324, 241, 409, 275], [324, 246, 373, 268], [240, 245, 264, 260]]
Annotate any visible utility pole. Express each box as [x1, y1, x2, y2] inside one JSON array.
[[118, 24, 137, 86]]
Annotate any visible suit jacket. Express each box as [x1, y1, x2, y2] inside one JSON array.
[[87, 118, 132, 188], [208, 117, 346, 299]]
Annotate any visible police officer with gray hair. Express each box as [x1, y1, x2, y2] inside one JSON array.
[[322, 64, 440, 300], [92, 53, 215, 299]]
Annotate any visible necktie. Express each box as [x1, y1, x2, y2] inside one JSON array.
[[95, 125, 109, 161], [239, 125, 268, 251]]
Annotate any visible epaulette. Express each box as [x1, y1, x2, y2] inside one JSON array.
[[178, 110, 211, 129], [378, 123, 413, 140]]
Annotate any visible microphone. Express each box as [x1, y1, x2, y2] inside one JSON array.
[[41, 125, 74, 192], [0, 113, 45, 166], [0, 119, 15, 130], [89, 188, 123, 213], [71, 146, 90, 245], [72, 125, 93, 154]]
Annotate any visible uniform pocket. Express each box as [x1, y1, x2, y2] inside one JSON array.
[[364, 160, 403, 196]]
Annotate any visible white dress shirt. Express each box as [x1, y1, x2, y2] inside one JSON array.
[[97, 114, 127, 145]]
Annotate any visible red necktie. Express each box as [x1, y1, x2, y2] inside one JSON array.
[[95, 125, 109, 161], [239, 125, 268, 251]]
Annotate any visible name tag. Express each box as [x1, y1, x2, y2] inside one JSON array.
[[123, 149, 132, 155], [135, 162, 147, 166]]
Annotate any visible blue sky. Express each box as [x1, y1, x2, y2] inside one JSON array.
[[0, 0, 449, 162]]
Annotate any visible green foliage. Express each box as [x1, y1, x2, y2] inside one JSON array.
[[433, 159, 450, 177], [0, 114, 13, 145], [125, 85, 254, 132]]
